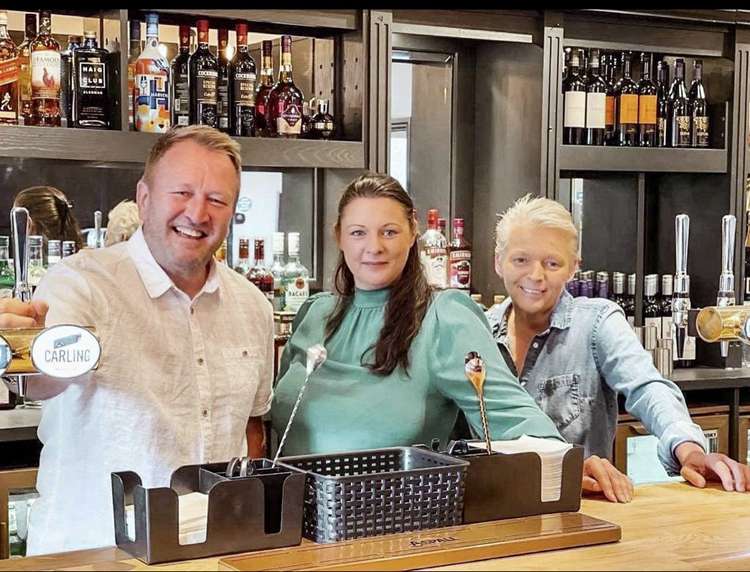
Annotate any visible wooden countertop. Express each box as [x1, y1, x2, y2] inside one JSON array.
[[0, 408, 41, 443], [1, 482, 748, 571]]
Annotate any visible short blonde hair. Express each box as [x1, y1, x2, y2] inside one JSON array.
[[141, 125, 242, 188], [495, 194, 579, 260], [105, 200, 140, 246]]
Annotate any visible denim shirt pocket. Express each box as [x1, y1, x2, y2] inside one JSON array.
[[535, 373, 582, 430]]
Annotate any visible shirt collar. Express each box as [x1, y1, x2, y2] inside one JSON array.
[[126, 226, 221, 300], [495, 289, 574, 335]]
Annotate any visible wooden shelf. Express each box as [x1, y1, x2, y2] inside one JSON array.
[[0, 126, 365, 169], [559, 145, 728, 174]]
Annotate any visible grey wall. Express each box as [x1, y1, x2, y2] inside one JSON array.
[[472, 41, 544, 301]]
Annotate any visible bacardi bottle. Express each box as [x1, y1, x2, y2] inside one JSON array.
[[282, 232, 309, 312], [30, 10, 61, 127], [189, 19, 218, 127], [134, 13, 170, 133], [267, 35, 304, 138], [229, 23, 256, 137], [254, 40, 273, 136], [419, 209, 449, 289], [0, 10, 19, 125], [248, 238, 274, 304], [170, 25, 190, 127], [449, 218, 471, 291]]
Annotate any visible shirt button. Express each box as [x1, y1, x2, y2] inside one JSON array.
[[532, 342, 539, 349], [202, 409, 208, 417], [242, 350, 248, 357], [197, 357, 204, 365], [190, 307, 195, 315]]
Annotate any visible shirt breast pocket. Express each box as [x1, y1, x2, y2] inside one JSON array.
[[221, 346, 265, 421], [535, 373, 582, 430]]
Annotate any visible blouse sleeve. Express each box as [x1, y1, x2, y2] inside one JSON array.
[[429, 290, 563, 442]]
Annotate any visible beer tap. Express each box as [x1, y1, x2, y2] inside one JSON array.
[[716, 215, 737, 358], [272, 344, 327, 466], [673, 214, 691, 361], [8, 208, 32, 397], [94, 210, 103, 248]]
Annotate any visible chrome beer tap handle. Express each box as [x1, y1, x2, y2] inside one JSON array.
[[672, 214, 691, 359], [717, 215, 736, 358]]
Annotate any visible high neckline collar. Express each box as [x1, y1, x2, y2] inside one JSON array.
[[352, 286, 391, 308]]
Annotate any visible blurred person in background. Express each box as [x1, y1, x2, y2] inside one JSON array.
[[105, 199, 140, 247], [13, 186, 84, 250]]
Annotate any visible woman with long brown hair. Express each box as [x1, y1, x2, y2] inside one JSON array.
[[13, 186, 84, 250], [271, 173, 562, 455]]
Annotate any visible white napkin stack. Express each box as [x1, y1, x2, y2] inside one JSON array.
[[125, 491, 210, 545], [471, 435, 572, 502]]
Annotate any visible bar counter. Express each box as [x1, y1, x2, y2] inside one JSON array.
[[0, 482, 747, 571]]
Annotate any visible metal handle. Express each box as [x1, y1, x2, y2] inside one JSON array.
[[94, 210, 103, 248], [675, 214, 689, 279], [721, 214, 736, 276], [10, 207, 31, 302]]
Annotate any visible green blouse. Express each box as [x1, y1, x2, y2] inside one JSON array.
[[271, 287, 562, 456]]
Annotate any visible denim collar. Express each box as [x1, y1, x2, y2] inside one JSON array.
[[495, 289, 575, 335]]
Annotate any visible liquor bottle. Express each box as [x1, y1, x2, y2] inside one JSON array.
[[611, 271, 627, 311], [270, 231, 286, 311], [282, 232, 309, 312], [596, 270, 609, 298], [47, 239, 61, 267], [643, 273, 662, 339], [689, 59, 709, 148], [248, 238, 274, 304], [637, 53, 657, 147], [0, 236, 14, 292], [126, 18, 141, 130], [300, 99, 313, 138], [625, 272, 636, 327], [28, 235, 46, 289], [562, 48, 586, 145], [615, 52, 638, 146], [656, 60, 670, 147], [189, 19, 218, 127], [0, 10, 19, 125], [216, 28, 232, 132], [170, 25, 190, 128], [30, 10, 61, 127], [71, 31, 110, 129], [437, 217, 447, 238], [310, 98, 334, 140], [254, 40, 274, 137], [585, 49, 607, 146], [449, 217, 472, 291], [134, 13, 170, 133], [668, 58, 690, 148], [267, 35, 304, 138], [603, 52, 617, 145], [229, 22, 256, 137], [62, 240, 76, 258], [419, 208, 449, 289], [234, 237, 251, 275], [17, 13, 36, 125], [59, 35, 81, 128], [661, 274, 674, 348]]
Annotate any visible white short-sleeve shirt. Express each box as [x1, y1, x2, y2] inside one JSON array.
[[26, 227, 274, 555]]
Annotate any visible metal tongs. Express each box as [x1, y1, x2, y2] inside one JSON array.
[[464, 351, 492, 455], [271, 344, 327, 466]]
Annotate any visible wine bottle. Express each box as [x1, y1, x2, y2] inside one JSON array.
[[615, 51, 638, 146], [585, 49, 607, 146], [563, 48, 586, 145], [668, 58, 690, 148], [689, 59, 709, 148], [637, 52, 657, 147]]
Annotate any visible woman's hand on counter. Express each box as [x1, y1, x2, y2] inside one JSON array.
[[0, 298, 48, 328], [676, 442, 750, 492], [581, 454, 634, 503]]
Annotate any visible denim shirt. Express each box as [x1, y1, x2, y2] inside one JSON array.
[[486, 290, 706, 475]]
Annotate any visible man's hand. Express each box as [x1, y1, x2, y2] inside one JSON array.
[[582, 454, 634, 503], [676, 442, 750, 492], [0, 298, 48, 328]]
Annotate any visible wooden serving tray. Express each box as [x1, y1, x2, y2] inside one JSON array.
[[219, 512, 621, 571]]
